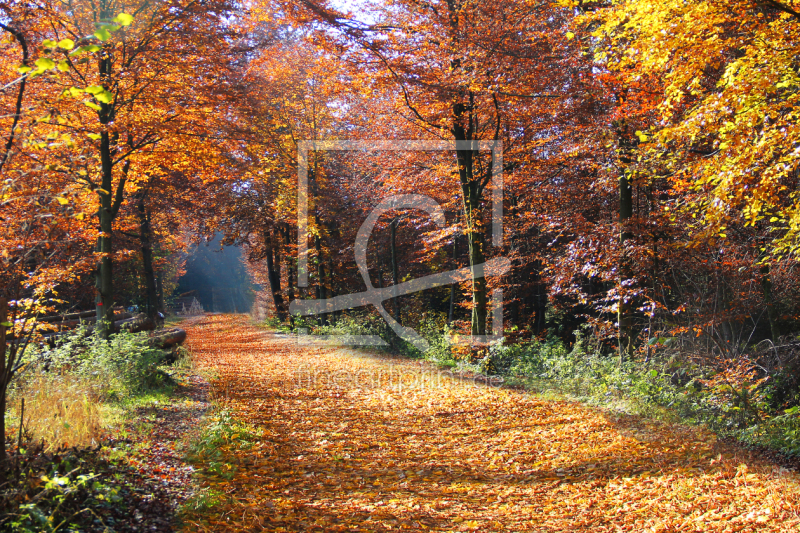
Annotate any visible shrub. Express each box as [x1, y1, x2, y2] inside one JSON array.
[[26, 327, 169, 399]]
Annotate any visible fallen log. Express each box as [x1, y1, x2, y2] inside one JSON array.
[[147, 328, 186, 349], [38, 307, 125, 323], [47, 312, 131, 331], [37, 313, 155, 341], [114, 314, 156, 334]]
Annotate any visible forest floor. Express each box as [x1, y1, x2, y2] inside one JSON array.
[[181, 314, 800, 532]]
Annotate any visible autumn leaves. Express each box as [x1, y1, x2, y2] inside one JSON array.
[[184, 314, 800, 532]]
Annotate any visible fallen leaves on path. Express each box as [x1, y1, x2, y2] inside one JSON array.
[[184, 314, 800, 532]]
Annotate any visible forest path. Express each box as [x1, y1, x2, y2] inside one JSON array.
[[183, 314, 800, 532]]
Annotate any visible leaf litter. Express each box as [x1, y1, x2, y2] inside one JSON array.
[[183, 314, 800, 532]]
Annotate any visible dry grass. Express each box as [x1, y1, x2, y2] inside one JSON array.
[[7, 374, 103, 451]]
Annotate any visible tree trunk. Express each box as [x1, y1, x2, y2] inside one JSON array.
[[136, 191, 159, 323], [283, 225, 296, 327], [448, 236, 457, 327], [618, 170, 633, 363], [95, 141, 115, 339], [760, 264, 780, 341], [616, 120, 635, 364], [0, 298, 8, 478], [452, 128, 488, 335], [94, 48, 125, 339], [315, 234, 328, 326], [156, 275, 165, 315], [265, 231, 288, 322], [390, 218, 402, 325], [534, 268, 547, 335], [463, 182, 487, 336]]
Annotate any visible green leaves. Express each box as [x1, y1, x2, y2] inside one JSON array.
[[70, 44, 101, 55], [85, 85, 113, 104], [92, 13, 134, 42], [94, 28, 113, 42], [114, 13, 134, 27], [35, 57, 55, 70]]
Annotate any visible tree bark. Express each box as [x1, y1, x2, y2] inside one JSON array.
[[315, 234, 328, 326], [390, 217, 402, 325], [448, 236, 457, 327], [136, 191, 160, 323], [0, 298, 8, 478], [94, 48, 126, 339], [761, 264, 780, 341], [462, 180, 487, 336], [283, 225, 296, 327], [453, 103, 488, 336], [0, 23, 28, 174], [617, 120, 634, 364], [95, 144, 115, 339], [265, 230, 288, 321]]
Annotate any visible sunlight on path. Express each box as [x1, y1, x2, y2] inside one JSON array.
[[184, 314, 800, 532]]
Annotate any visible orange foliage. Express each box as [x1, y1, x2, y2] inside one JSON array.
[[185, 314, 800, 531]]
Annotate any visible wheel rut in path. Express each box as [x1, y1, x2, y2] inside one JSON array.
[[184, 314, 800, 532]]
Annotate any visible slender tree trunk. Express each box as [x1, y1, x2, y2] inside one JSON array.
[[618, 172, 633, 362], [616, 120, 634, 363], [95, 137, 115, 339], [94, 49, 125, 338], [448, 236, 457, 327], [534, 266, 547, 335], [265, 231, 288, 321], [136, 191, 159, 323], [156, 275, 164, 315], [315, 235, 328, 326], [283, 225, 296, 327], [0, 298, 8, 478], [760, 264, 780, 341], [463, 182, 487, 336], [390, 218, 402, 325], [451, 93, 488, 336], [0, 23, 28, 174]]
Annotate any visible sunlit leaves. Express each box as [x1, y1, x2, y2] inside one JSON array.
[[588, 0, 800, 256], [183, 314, 800, 532], [93, 28, 113, 41], [34, 57, 55, 71], [114, 13, 134, 27]]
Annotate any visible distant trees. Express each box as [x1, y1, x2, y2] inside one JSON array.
[[230, 0, 800, 361]]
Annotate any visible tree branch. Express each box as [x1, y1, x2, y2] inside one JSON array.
[[0, 22, 29, 173]]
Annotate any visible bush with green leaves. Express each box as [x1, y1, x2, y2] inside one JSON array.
[[26, 327, 168, 399]]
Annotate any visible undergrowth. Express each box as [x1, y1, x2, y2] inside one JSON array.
[[180, 408, 261, 520], [2, 328, 185, 532]]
